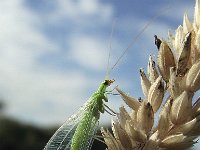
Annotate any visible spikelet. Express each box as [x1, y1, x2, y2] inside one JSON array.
[[186, 61, 200, 92], [102, 0, 200, 149], [148, 55, 159, 84], [111, 120, 133, 149], [116, 87, 141, 111], [136, 101, 154, 134], [157, 40, 175, 82], [140, 68, 151, 98], [176, 32, 191, 76], [170, 91, 193, 125], [147, 76, 164, 112]]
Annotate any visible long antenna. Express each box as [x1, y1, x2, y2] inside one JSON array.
[[105, 19, 117, 80], [110, 6, 170, 72]]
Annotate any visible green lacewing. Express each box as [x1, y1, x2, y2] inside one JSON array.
[[44, 79, 114, 150]]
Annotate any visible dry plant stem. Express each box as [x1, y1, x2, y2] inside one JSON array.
[[101, 0, 200, 149]]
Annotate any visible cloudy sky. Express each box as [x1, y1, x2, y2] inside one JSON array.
[[0, 0, 196, 129]]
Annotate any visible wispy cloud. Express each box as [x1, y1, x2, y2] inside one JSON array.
[[0, 0, 195, 127], [35, 0, 113, 25], [0, 0, 115, 126], [68, 34, 109, 71]]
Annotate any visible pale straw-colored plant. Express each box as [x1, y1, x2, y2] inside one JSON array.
[[101, 0, 200, 149]]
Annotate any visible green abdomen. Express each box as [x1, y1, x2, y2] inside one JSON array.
[[70, 106, 97, 150]]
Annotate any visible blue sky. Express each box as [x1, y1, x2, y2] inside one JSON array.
[[0, 0, 196, 130], [2, 0, 200, 149], [0, 0, 194, 123]]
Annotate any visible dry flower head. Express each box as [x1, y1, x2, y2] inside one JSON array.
[[101, 0, 200, 149]]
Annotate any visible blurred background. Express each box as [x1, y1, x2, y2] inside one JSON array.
[[0, 0, 198, 149]]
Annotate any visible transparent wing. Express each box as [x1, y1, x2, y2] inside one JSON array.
[[85, 120, 99, 150], [44, 103, 88, 150]]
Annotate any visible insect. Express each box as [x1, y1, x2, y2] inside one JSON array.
[[44, 79, 115, 150], [44, 7, 168, 150]]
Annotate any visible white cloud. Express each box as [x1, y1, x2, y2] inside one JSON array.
[[0, 0, 116, 126], [1, 68, 92, 125], [0, 0, 193, 127], [0, 0, 57, 70], [68, 35, 108, 71], [44, 0, 113, 24]]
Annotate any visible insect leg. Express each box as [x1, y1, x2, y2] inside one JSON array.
[[104, 104, 119, 116], [105, 85, 119, 95], [105, 109, 116, 116], [105, 85, 118, 93], [105, 92, 120, 95]]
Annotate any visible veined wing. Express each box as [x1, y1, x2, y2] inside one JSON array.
[[44, 102, 89, 150], [85, 118, 99, 150]]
